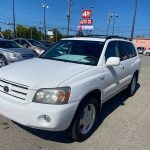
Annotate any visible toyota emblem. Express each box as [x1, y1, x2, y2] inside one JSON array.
[[4, 86, 9, 93]]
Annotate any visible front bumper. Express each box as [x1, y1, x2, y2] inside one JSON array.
[[0, 96, 79, 131]]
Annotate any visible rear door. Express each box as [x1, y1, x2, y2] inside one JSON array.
[[117, 41, 133, 88]]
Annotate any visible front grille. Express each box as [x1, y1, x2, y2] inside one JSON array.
[[0, 78, 29, 100], [21, 54, 35, 59]]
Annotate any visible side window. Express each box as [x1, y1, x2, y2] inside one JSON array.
[[118, 41, 128, 61], [105, 41, 119, 61], [129, 43, 137, 57], [20, 40, 28, 45], [14, 40, 20, 44]]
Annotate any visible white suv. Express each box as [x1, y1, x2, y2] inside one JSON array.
[[0, 36, 141, 142]]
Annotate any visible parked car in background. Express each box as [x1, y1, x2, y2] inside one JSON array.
[[39, 40, 51, 48], [143, 49, 150, 56], [0, 39, 36, 67], [137, 47, 145, 54], [0, 36, 141, 141], [13, 38, 47, 55]]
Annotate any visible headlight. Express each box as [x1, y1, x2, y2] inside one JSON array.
[[7, 53, 19, 59], [33, 87, 71, 105]]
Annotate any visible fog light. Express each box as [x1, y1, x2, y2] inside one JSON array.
[[38, 115, 51, 125], [44, 115, 51, 123]]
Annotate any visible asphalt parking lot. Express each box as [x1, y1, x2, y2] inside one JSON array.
[[0, 55, 149, 150]]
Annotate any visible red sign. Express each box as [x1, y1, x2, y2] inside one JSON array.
[[82, 10, 92, 18], [80, 19, 93, 25]]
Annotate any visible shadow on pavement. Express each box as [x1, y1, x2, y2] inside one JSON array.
[[14, 83, 140, 143]]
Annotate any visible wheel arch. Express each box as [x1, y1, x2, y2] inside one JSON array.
[[68, 89, 101, 132], [134, 70, 139, 81], [0, 54, 8, 64]]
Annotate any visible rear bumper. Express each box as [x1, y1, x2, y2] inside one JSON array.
[[0, 96, 79, 131]]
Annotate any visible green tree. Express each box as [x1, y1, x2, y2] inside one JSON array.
[[2, 29, 12, 39], [52, 28, 63, 42]]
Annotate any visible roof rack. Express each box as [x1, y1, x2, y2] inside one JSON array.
[[106, 36, 130, 40], [64, 35, 131, 41]]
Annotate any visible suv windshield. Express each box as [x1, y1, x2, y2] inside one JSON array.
[[0, 41, 22, 48], [40, 40, 104, 66], [28, 40, 43, 47]]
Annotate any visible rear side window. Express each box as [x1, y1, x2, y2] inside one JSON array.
[[14, 39, 20, 44], [118, 41, 128, 61], [129, 43, 137, 57], [20, 40, 28, 45], [118, 41, 137, 61], [105, 41, 119, 61]]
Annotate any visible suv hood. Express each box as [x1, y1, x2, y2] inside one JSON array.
[[0, 58, 93, 89]]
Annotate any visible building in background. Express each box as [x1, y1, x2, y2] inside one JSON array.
[[134, 38, 150, 50]]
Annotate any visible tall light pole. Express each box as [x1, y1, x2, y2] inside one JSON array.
[[130, 0, 138, 40], [67, 0, 72, 36], [42, 3, 49, 41], [112, 14, 118, 35], [106, 14, 113, 36], [13, 0, 16, 38]]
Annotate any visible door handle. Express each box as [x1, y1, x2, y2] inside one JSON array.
[[120, 64, 125, 69]]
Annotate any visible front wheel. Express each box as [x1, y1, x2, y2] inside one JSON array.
[[0, 56, 8, 68], [70, 97, 98, 142]]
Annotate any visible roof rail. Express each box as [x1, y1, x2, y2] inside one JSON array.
[[106, 36, 130, 40], [63, 35, 131, 41], [78, 35, 130, 40]]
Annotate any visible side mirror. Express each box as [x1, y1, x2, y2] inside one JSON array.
[[106, 57, 120, 67]]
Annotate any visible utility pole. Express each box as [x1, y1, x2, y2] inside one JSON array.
[[130, 0, 138, 40], [13, 0, 16, 38], [30, 28, 32, 39], [39, 22, 43, 41], [42, 3, 49, 41], [112, 14, 118, 35], [67, 0, 72, 36], [106, 14, 112, 36]]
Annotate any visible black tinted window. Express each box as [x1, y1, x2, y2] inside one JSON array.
[[118, 41, 137, 60], [0, 41, 21, 48], [129, 43, 137, 57], [20, 40, 28, 45], [14, 40, 20, 44], [118, 41, 128, 61], [105, 41, 119, 61]]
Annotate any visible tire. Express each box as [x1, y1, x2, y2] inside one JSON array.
[[70, 96, 98, 142], [0, 55, 8, 68], [126, 74, 138, 96]]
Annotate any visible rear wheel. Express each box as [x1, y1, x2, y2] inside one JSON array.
[[70, 97, 98, 142], [126, 74, 138, 96], [0, 56, 7, 68]]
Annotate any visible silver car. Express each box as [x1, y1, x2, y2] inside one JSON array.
[[0, 39, 37, 68], [13, 38, 47, 55]]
